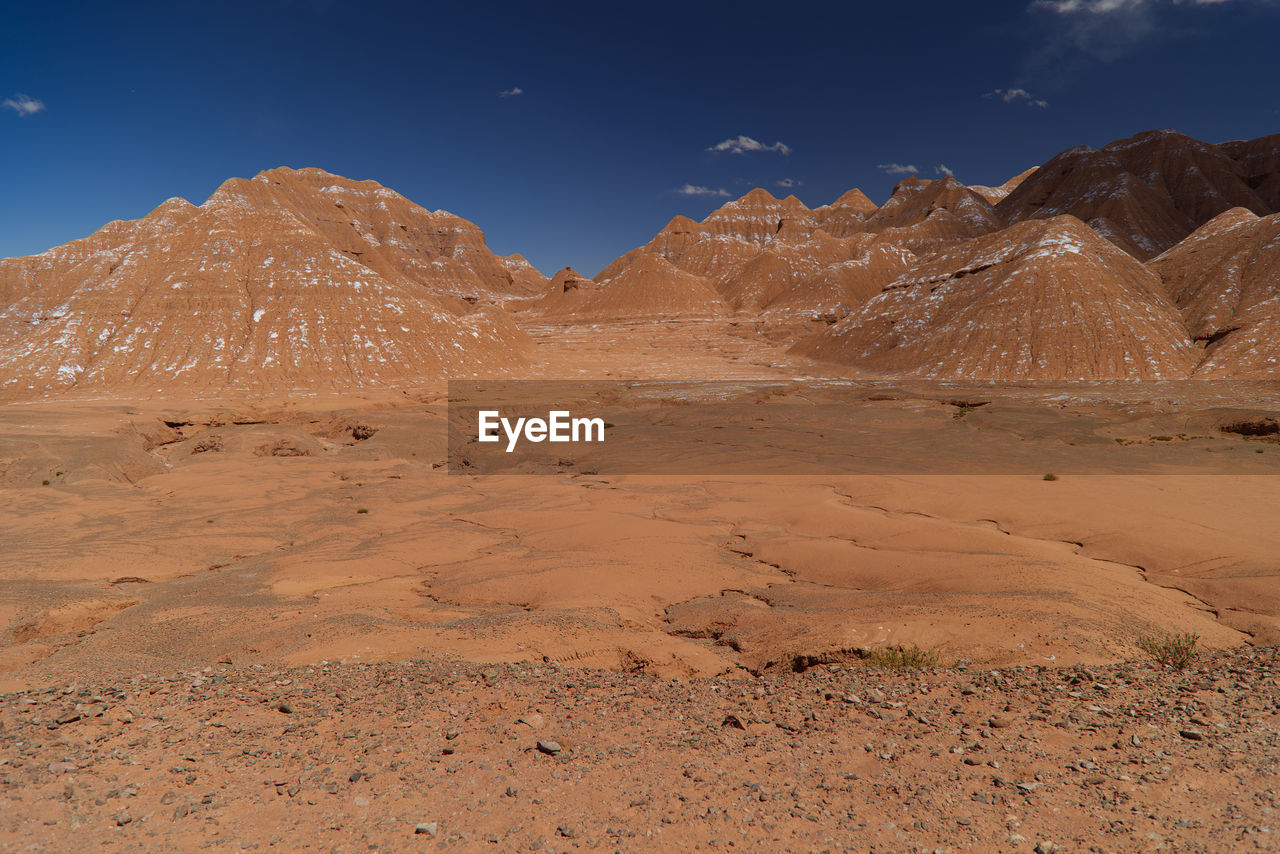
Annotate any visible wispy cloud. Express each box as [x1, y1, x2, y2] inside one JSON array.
[[2, 94, 45, 117], [776, 178, 802, 188], [497, 87, 524, 98], [936, 164, 955, 178], [675, 184, 730, 197], [1034, 0, 1239, 13], [985, 87, 1050, 108], [707, 135, 792, 156], [1025, 0, 1264, 65], [877, 163, 919, 175]]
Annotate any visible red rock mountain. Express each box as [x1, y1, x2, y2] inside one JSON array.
[[5, 129, 1278, 392], [1218, 134, 1280, 209], [499, 254, 552, 295], [812, 188, 879, 237], [546, 267, 595, 294], [858, 176, 1004, 254], [530, 255, 726, 321], [0, 168, 535, 395], [597, 181, 1005, 319], [998, 130, 1280, 260], [607, 189, 825, 282], [714, 228, 851, 310], [794, 216, 1199, 380], [1148, 207, 1280, 378], [761, 235, 917, 318], [969, 168, 1037, 205]]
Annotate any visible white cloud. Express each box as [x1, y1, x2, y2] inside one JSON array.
[[707, 135, 792, 156], [1026, 0, 1265, 61], [2, 94, 45, 117], [675, 184, 730, 197], [776, 178, 801, 188], [986, 88, 1050, 108], [1034, 0, 1142, 10], [936, 164, 955, 178], [1034, 0, 1237, 12], [498, 87, 524, 98], [877, 163, 919, 175]]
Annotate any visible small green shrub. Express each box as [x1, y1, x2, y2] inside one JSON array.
[[357, 508, 370, 514], [862, 644, 940, 669], [1042, 473, 1059, 481], [1138, 632, 1199, 670]]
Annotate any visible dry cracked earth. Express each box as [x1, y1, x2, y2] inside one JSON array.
[[3, 322, 1280, 851]]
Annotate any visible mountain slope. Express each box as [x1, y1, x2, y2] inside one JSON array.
[[0, 168, 533, 395], [1148, 207, 1280, 378], [858, 176, 1004, 253], [795, 216, 1199, 380], [529, 254, 726, 321], [998, 130, 1280, 260]]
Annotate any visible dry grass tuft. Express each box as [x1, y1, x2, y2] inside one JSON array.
[[862, 644, 941, 669], [1138, 632, 1199, 670]]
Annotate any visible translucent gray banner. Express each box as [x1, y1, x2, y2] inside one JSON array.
[[447, 380, 1280, 475]]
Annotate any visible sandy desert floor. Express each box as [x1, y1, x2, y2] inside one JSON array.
[[2, 318, 1279, 850]]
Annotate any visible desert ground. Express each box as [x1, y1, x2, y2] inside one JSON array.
[[2, 318, 1278, 851]]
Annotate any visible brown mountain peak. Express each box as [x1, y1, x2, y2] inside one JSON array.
[[660, 215, 703, 235], [831, 188, 877, 211], [1149, 208, 1280, 377], [795, 214, 1197, 381], [0, 168, 534, 395], [735, 187, 782, 206]]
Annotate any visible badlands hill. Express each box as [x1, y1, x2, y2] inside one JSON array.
[[606, 189, 827, 282], [530, 255, 726, 321], [759, 234, 917, 317], [714, 228, 850, 310], [999, 129, 1280, 260], [794, 216, 1199, 381], [3, 128, 1279, 392], [0, 168, 538, 395], [810, 187, 879, 237], [594, 166, 1046, 322], [968, 167, 1037, 205], [856, 175, 1005, 253], [598, 188, 923, 317], [579, 128, 1279, 379], [1148, 207, 1280, 378]]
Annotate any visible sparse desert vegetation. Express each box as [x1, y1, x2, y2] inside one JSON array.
[[1138, 631, 1201, 670], [862, 643, 942, 669]]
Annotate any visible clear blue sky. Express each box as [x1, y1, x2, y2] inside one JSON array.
[[3, 0, 1278, 276]]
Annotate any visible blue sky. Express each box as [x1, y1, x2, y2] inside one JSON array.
[[3, 0, 1278, 276]]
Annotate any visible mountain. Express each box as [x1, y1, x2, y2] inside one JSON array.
[[761, 234, 917, 318], [499, 254, 551, 295], [969, 167, 1037, 205], [608, 189, 823, 282], [229, 167, 547, 302], [529, 254, 726, 321], [1218, 133, 1280, 209], [857, 176, 1004, 253], [546, 267, 595, 294], [590, 181, 1004, 319], [998, 130, 1280, 260], [812, 188, 879, 237], [794, 216, 1199, 380], [1148, 207, 1280, 378], [714, 228, 851, 310], [0, 167, 533, 395]]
